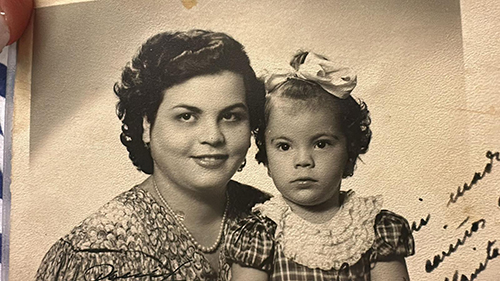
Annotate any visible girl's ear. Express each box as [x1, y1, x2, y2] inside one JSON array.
[[343, 157, 355, 178], [142, 117, 151, 144]]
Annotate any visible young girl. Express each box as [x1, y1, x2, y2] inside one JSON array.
[[224, 51, 415, 280]]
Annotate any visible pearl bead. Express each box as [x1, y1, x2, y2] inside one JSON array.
[[153, 179, 228, 254]]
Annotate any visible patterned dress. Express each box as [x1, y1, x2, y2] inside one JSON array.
[[225, 191, 415, 281], [35, 181, 269, 281]]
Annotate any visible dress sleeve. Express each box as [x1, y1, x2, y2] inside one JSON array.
[[35, 239, 90, 281], [370, 210, 415, 262], [224, 213, 277, 272], [35, 238, 168, 281]]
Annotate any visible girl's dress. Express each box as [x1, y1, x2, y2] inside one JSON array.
[[35, 181, 269, 281], [225, 191, 415, 281]]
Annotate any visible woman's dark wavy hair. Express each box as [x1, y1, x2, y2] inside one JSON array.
[[255, 51, 372, 178], [114, 30, 265, 174]]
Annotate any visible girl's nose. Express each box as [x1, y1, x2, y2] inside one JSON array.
[[199, 120, 225, 146], [294, 149, 314, 168]]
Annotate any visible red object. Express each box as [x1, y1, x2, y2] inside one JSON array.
[[0, 0, 34, 45]]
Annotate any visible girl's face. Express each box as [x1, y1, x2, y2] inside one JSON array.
[[146, 71, 251, 193], [265, 97, 348, 208]]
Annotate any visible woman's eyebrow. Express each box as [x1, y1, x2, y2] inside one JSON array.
[[223, 103, 248, 112], [171, 105, 202, 114], [171, 103, 248, 113]]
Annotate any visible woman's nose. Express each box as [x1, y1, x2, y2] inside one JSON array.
[[294, 149, 314, 168], [199, 120, 225, 146]]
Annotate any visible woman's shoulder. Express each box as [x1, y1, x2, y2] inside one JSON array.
[[59, 186, 155, 251], [227, 180, 271, 218], [36, 186, 167, 280]]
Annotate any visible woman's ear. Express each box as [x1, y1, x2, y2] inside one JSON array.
[[142, 117, 151, 144]]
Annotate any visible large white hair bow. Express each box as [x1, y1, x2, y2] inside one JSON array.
[[263, 53, 357, 99]]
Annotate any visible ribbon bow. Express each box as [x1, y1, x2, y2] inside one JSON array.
[[263, 53, 357, 99]]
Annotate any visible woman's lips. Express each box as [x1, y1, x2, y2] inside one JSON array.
[[191, 154, 229, 169]]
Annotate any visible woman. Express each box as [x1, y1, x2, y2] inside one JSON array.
[[36, 30, 268, 281]]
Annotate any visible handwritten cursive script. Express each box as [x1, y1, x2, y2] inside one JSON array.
[[447, 151, 499, 206], [445, 240, 499, 281], [456, 216, 470, 229], [425, 219, 486, 272], [411, 214, 430, 233]]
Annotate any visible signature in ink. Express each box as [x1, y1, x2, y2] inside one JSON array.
[[75, 247, 191, 281], [447, 151, 499, 206], [84, 260, 191, 281], [445, 240, 499, 281], [425, 219, 486, 272]]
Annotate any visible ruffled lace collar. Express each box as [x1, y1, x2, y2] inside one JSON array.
[[252, 191, 382, 271]]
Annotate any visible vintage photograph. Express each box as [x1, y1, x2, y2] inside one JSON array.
[[8, 0, 500, 280]]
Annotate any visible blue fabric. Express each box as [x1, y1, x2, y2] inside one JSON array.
[[0, 63, 5, 196], [0, 63, 6, 98]]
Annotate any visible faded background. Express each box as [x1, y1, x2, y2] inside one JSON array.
[[8, 0, 500, 280]]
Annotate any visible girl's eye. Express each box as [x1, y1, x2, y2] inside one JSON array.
[[179, 113, 195, 122], [277, 143, 291, 151], [315, 140, 331, 149]]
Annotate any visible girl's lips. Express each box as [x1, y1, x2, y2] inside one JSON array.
[[191, 155, 229, 169], [291, 177, 317, 183], [291, 178, 318, 187]]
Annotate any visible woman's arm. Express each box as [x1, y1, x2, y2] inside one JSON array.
[[231, 263, 269, 281], [370, 256, 410, 281]]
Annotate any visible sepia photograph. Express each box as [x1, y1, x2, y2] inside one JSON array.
[[7, 0, 500, 280]]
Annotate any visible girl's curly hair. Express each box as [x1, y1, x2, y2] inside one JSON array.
[[255, 51, 372, 178], [114, 30, 265, 174]]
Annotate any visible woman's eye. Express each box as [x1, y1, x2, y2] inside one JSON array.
[[179, 113, 195, 122], [277, 143, 290, 151], [315, 140, 330, 149], [222, 112, 241, 122]]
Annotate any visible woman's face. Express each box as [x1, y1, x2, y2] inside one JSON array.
[[147, 70, 251, 192]]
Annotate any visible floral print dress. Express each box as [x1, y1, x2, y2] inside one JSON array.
[[35, 181, 269, 281]]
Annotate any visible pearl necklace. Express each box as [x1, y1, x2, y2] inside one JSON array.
[[152, 179, 228, 253]]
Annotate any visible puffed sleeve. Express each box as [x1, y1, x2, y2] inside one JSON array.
[[370, 210, 415, 262], [224, 213, 277, 272], [36, 239, 90, 280]]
